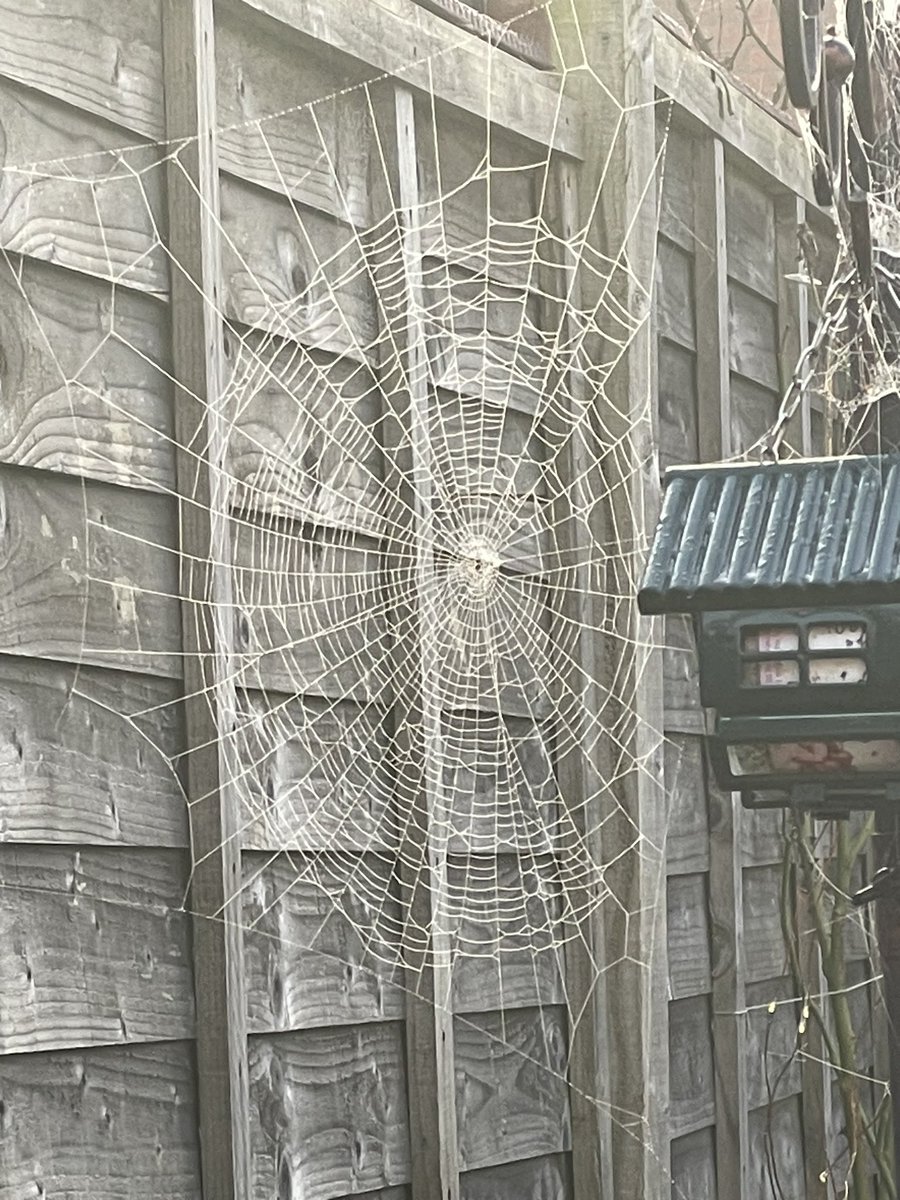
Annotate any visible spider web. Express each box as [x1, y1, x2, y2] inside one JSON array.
[[0, 1, 758, 1193]]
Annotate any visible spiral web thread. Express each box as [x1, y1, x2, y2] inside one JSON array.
[[1, 0, 877, 1190]]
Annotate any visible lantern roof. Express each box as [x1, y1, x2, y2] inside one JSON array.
[[638, 455, 900, 614]]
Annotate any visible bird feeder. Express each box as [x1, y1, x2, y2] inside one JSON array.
[[638, 456, 900, 813]]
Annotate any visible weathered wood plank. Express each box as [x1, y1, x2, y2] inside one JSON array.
[[741, 806, 786, 869], [742, 865, 788, 983], [0, 656, 184, 846], [663, 612, 702, 732], [725, 172, 776, 301], [658, 340, 698, 474], [745, 978, 803, 1112], [441, 712, 557, 855], [729, 375, 778, 458], [460, 1153, 572, 1200], [667, 873, 712, 998], [656, 239, 696, 350], [216, 9, 372, 227], [416, 106, 543, 289], [0, 1041, 200, 1200], [657, 119, 696, 253], [0, 255, 172, 490], [249, 1024, 411, 1200], [454, 1006, 571, 1172], [665, 735, 709, 875], [449, 855, 565, 1013], [233, 0, 582, 157], [234, 690, 395, 853], [230, 522, 389, 701], [0, 0, 163, 138], [243, 851, 405, 1032], [0, 80, 165, 293], [220, 176, 376, 362], [670, 1126, 716, 1200], [225, 332, 386, 537], [668, 995, 716, 1136], [422, 262, 544, 414], [746, 1095, 805, 1200], [693, 136, 731, 463], [0, 845, 192, 1054], [0, 468, 179, 675], [728, 284, 779, 391]]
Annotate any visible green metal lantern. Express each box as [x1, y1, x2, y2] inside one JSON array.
[[639, 455, 900, 812]]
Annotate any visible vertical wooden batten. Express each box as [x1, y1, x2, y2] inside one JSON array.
[[162, 3, 251, 1197], [693, 132, 750, 1200], [775, 194, 813, 456], [560, 3, 668, 1195]]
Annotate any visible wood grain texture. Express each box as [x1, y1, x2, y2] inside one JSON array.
[[460, 1153, 572, 1200], [441, 713, 557, 855], [728, 284, 779, 391], [0, 845, 192, 1054], [0, 468, 179, 675], [0, 655, 185, 846], [416, 106, 542, 290], [221, 176, 376, 362], [0, 1041, 200, 1200], [670, 1126, 716, 1200], [216, 8, 372, 227], [658, 340, 698, 476], [234, 0, 581, 157], [0, 0, 163, 138], [225, 333, 386, 537], [656, 239, 696, 350], [449, 855, 565, 1013], [454, 1006, 570, 1172], [231, 522, 389, 701], [668, 995, 715, 1136], [667, 874, 712, 999], [657, 120, 695, 254], [742, 865, 788, 984], [0, 256, 172, 490], [729, 376, 778, 458], [235, 690, 395, 853], [249, 1025, 411, 1200], [725, 172, 776, 301], [243, 851, 405, 1033], [746, 1095, 805, 1200], [0, 80, 165, 294], [422, 262, 544, 415], [740, 806, 787, 869], [665, 735, 709, 875], [745, 978, 803, 1112], [662, 613, 703, 734]]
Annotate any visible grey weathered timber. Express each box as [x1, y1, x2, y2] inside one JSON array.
[[454, 1007, 571, 1172], [460, 1153, 571, 1200], [561, 3, 668, 1196], [0, 0, 164, 137], [774, 194, 814, 456], [0, 466, 180, 675], [668, 995, 716, 1136], [247, 1025, 412, 1198], [666, 874, 713, 999], [0, 656, 185, 846], [0, 255, 173, 491], [725, 171, 777, 301], [693, 133, 750, 1198], [383, 81, 460, 1200], [0, 845, 193, 1054], [0, 1041, 201, 1200], [161, 2, 250, 1197], [232, 0, 582, 157], [653, 17, 816, 205], [541, 154, 613, 1200]]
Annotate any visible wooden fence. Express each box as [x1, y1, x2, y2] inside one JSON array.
[[0, 3, 880, 1200]]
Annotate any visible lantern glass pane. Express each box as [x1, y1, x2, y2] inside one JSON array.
[[742, 660, 801, 687], [727, 738, 900, 776], [741, 626, 800, 654], [808, 622, 867, 650], [808, 656, 868, 685]]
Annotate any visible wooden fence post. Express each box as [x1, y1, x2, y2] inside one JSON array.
[[162, 4, 251, 1197]]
